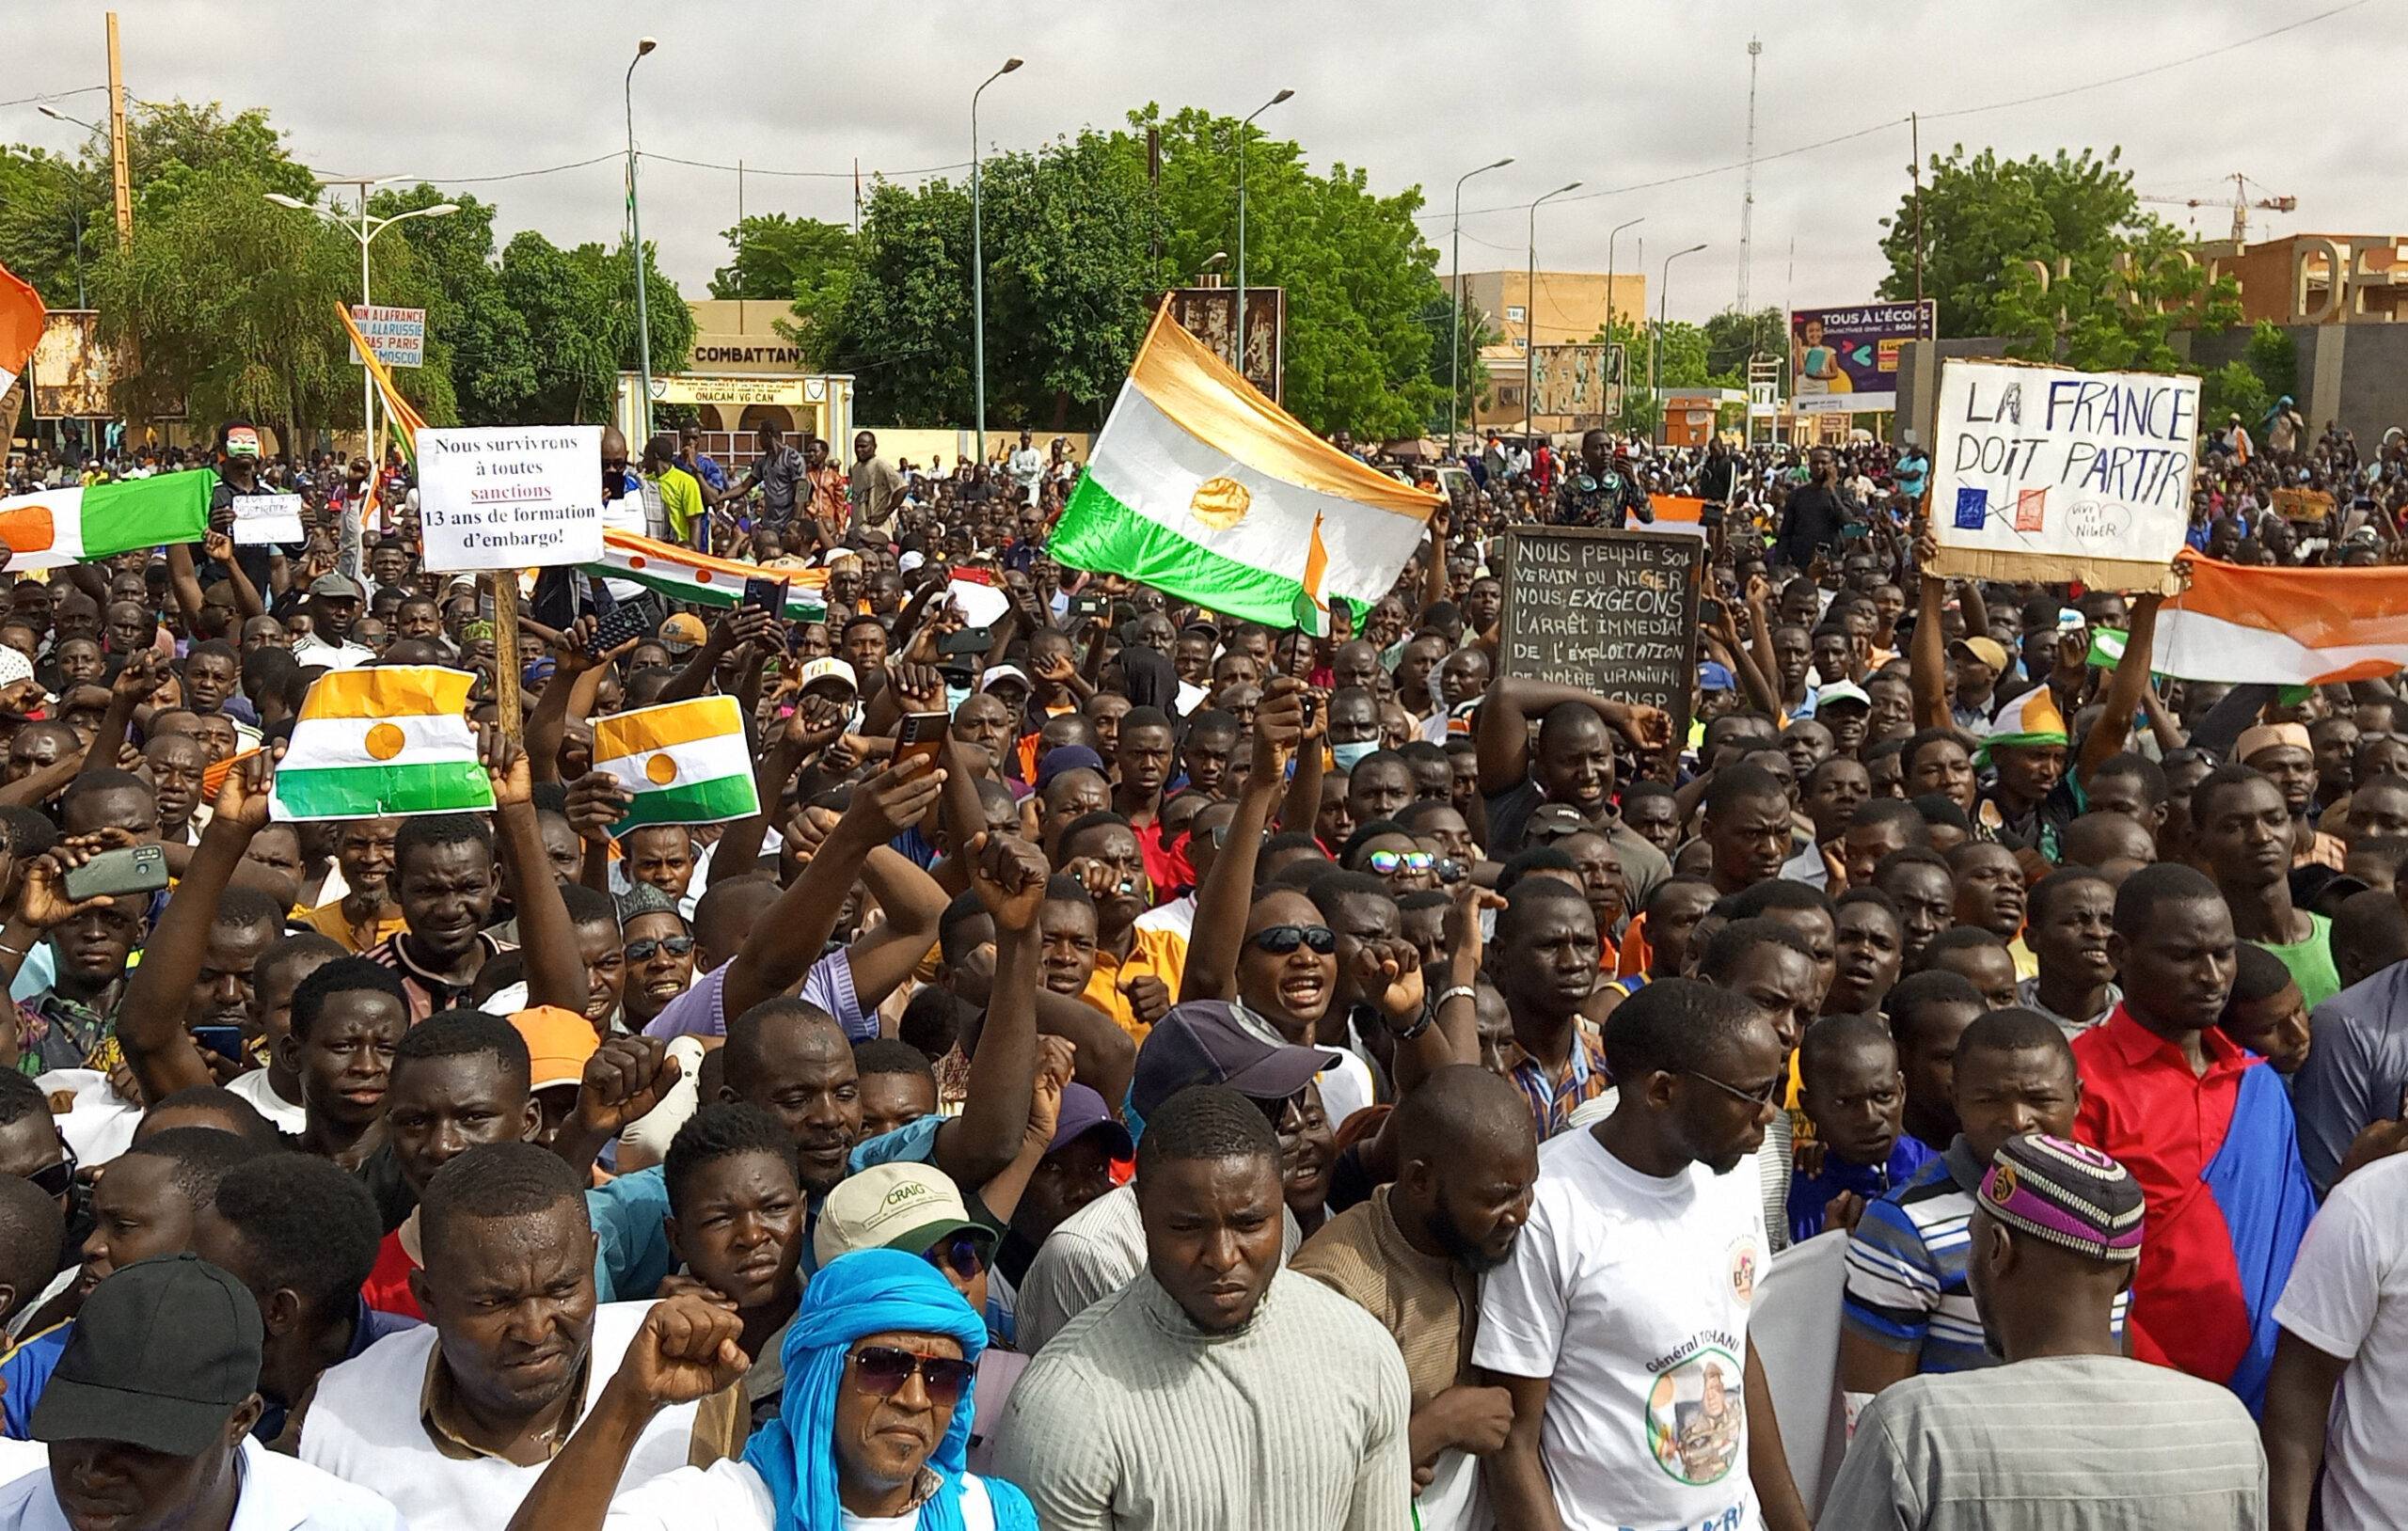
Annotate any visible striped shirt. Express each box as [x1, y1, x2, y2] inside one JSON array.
[[1500, 1026, 1611, 1141], [1843, 1139, 1990, 1373]]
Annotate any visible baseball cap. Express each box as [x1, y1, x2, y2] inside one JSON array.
[[1526, 802, 1593, 839], [1977, 1133, 2144, 1264], [1948, 635, 2008, 674], [1048, 1083, 1134, 1160], [981, 664, 1031, 695], [795, 656, 858, 696], [32, 1254, 263, 1456], [813, 1161, 996, 1270], [1815, 680, 1872, 712], [1130, 1001, 1339, 1121], [1699, 661, 1736, 694], [511, 1006, 600, 1093], [1036, 744, 1106, 789], [658, 612, 709, 654], [309, 572, 365, 601]]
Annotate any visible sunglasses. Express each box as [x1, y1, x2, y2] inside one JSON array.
[[1366, 849, 1435, 876], [1682, 1067, 1784, 1111], [28, 1149, 75, 1200], [625, 936, 697, 962], [923, 1230, 990, 1282], [1248, 923, 1337, 956], [850, 1344, 977, 1408]]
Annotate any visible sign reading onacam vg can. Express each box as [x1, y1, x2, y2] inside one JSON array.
[[349, 306, 426, 370]]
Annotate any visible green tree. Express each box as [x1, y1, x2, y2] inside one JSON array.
[[1703, 306, 1784, 380], [0, 147, 107, 308], [709, 213, 858, 330], [369, 185, 538, 426], [1988, 217, 2241, 371], [2245, 319, 2298, 404], [2199, 359, 2269, 428], [1878, 146, 2142, 339]]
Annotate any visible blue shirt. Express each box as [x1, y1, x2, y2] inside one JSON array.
[[1789, 1135, 1937, 1246], [588, 1114, 945, 1302], [0, 1322, 71, 1439]]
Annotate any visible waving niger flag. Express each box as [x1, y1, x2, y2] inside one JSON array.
[[0, 468, 214, 571], [2155, 551, 2408, 686], [269, 667, 495, 821], [0, 261, 40, 402], [593, 696, 758, 829], [1053, 303, 1441, 635]]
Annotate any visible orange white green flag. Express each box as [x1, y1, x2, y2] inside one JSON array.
[[0, 468, 214, 571], [592, 696, 757, 829], [269, 667, 494, 820], [1051, 302, 1442, 635], [0, 260, 40, 402], [2155, 551, 2408, 686]]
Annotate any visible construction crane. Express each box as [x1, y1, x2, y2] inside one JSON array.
[[2139, 172, 2297, 245]]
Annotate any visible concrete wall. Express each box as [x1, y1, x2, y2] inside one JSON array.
[[1893, 337, 2012, 450], [2181, 323, 2408, 446]]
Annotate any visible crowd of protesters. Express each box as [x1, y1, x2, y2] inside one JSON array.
[[0, 396, 2405, 1531]]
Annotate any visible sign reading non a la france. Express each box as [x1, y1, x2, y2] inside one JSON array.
[[349, 306, 425, 370]]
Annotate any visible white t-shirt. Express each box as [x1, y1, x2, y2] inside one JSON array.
[[1474, 1127, 1766, 1531], [228, 1065, 308, 1133], [603, 1457, 1001, 1531], [0, 1437, 400, 1530], [2272, 1150, 2408, 1530]]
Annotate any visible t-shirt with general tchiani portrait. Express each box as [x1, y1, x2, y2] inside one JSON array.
[[1475, 1125, 1767, 1531]]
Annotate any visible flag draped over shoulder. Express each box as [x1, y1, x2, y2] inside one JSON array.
[[2155, 551, 2408, 686], [593, 696, 759, 829], [0, 469, 214, 571], [585, 530, 828, 620], [1051, 303, 1442, 636], [269, 667, 494, 821], [0, 261, 41, 402]]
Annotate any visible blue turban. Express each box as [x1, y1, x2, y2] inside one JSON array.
[[740, 1248, 1034, 1531]]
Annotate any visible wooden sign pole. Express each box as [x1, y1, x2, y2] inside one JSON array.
[[488, 572, 524, 743]]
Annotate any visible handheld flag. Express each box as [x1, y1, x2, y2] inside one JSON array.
[[336, 302, 424, 464], [585, 530, 828, 620], [2155, 551, 2408, 685], [593, 696, 759, 829], [270, 667, 495, 821], [0, 261, 41, 403], [0, 468, 214, 571], [1051, 302, 1442, 635]]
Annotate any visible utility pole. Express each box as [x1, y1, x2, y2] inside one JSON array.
[[1738, 37, 1761, 318], [1911, 113, 1925, 306], [106, 11, 138, 449]]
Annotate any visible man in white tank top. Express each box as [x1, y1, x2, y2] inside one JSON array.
[[298, 1143, 699, 1531]]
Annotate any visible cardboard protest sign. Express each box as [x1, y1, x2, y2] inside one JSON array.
[[1927, 359, 2197, 588], [2272, 487, 2334, 523], [417, 427, 603, 573], [231, 493, 304, 545]]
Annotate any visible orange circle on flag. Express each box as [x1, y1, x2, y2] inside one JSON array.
[[644, 753, 678, 785], [364, 723, 406, 761], [694, 569, 714, 583]]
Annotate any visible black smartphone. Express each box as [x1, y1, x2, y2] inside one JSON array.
[[192, 1026, 247, 1063], [62, 844, 168, 903], [588, 603, 651, 657], [742, 576, 789, 613], [938, 625, 993, 656], [1069, 592, 1106, 620], [895, 712, 949, 771]]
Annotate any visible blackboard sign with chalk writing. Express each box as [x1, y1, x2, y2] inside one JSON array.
[[1496, 526, 1703, 751]]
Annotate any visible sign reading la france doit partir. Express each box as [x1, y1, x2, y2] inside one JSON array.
[[1926, 358, 2199, 590]]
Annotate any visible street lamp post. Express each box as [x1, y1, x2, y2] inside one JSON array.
[[265, 182, 458, 458], [971, 57, 1024, 467], [37, 107, 103, 307], [1233, 88, 1292, 391], [625, 37, 658, 445], [1523, 182, 1581, 446], [1652, 242, 1708, 446], [1604, 215, 1644, 402], [1449, 156, 1513, 450]]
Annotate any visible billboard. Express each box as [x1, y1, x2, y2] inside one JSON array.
[[1530, 343, 1622, 424], [1166, 287, 1284, 402], [1789, 300, 1935, 415], [28, 310, 115, 419], [348, 305, 426, 370]]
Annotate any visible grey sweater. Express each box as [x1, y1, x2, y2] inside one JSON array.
[[990, 1267, 1412, 1530]]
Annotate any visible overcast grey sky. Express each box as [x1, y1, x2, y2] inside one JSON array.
[[10, 0, 2397, 326]]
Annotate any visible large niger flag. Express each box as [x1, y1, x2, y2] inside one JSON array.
[[0, 469, 214, 571], [2156, 551, 2408, 686], [270, 667, 495, 821], [594, 696, 758, 829], [1053, 305, 1441, 635]]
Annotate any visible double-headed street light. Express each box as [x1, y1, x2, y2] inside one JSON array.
[[1449, 157, 1513, 448], [265, 182, 458, 452], [626, 37, 659, 443], [1233, 87, 1292, 388], [972, 57, 1024, 466]]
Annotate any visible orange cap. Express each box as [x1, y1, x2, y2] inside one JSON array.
[[510, 1005, 599, 1092]]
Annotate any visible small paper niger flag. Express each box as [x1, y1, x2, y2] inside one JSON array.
[[593, 696, 758, 829]]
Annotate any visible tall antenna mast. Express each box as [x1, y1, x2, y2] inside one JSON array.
[[1738, 36, 1762, 318]]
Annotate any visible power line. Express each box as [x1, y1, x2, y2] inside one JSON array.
[[0, 85, 106, 112], [435, 151, 624, 185], [1427, 0, 2369, 225], [642, 151, 973, 181]]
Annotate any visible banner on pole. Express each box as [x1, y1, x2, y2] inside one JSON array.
[[349, 306, 426, 370]]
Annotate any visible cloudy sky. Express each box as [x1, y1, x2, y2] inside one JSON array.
[[10, 0, 2395, 328]]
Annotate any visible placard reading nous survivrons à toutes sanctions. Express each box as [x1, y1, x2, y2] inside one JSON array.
[[1927, 358, 2198, 589], [1497, 526, 1703, 751], [417, 426, 604, 573]]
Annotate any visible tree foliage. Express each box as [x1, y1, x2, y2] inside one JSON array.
[[1988, 217, 2241, 372], [709, 213, 858, 327], [1878, 146, 2145, 339]]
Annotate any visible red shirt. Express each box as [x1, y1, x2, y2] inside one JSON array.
[[2069, 1004, 2257, 1383], [361, 1224, 425, 1320]]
